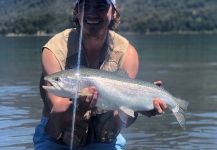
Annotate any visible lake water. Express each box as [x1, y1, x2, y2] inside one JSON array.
[[0, 33, 217, 150]]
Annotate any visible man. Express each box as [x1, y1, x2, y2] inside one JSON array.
[[33, 0, 167, 149]]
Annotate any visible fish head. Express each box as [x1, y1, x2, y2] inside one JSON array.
[[42, 70, 85, 98]]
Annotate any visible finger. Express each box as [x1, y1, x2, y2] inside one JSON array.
[[92, 91, 98, 99], [85, 96, 91, 103], [90, 91, 98, 108], [88, 86, 97, 93], [90, 86, 97, 90], [155, 104, 163, 113], [79, 86, 95, 98], [159, 102, 167, 110], [153, 100, 163, 113], [154, 80, 163, 87]]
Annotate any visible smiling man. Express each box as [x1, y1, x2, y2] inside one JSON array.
[[33, 0, 167, 150]]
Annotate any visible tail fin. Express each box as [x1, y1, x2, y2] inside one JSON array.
[[175, 98, 189, 111], [172, 98, 189, 129]]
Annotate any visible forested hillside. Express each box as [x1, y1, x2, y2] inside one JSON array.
[[0, 0, 217, 34]]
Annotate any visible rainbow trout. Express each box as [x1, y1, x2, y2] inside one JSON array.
[[43, 68, 189, 128]]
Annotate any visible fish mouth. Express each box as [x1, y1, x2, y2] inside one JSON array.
[[42, 85, 55, 91], [42, 77, 56, 91]]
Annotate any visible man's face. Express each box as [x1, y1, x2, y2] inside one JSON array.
[[77, 0, 114, 36]]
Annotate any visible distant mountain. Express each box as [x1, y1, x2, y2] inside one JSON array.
[[0, 0, 74, 34], [1, 0, 217, 34], [119, 0, 217, 33], [0, 0, 73, 21]]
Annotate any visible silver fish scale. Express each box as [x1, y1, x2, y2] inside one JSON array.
[[86, 76, 176, 111]]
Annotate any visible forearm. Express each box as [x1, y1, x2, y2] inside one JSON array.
[[47, 92, 72, 113], [137, 109, 159, 117]]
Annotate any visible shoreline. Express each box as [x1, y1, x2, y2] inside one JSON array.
[[1, 30, 217, 37], [1, 32, 55, 37], [121, 30, 217, 36]]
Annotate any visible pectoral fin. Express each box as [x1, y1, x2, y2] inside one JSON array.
[[118, 106, 136, 127], [119, 106, 135, 118]]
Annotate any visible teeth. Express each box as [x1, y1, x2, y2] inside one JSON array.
[[86, 19, 100, 24]]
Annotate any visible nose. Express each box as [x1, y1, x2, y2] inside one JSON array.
[[84, 4, 98, 16], [78, 3, 97, 17]]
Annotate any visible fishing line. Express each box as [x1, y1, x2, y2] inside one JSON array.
[[76, 0, 84, 71], [70, 0, 85, 149]]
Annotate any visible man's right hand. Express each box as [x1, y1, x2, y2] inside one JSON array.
[[79, 86, 98, 109]]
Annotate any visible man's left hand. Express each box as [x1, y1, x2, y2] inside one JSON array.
[[138, 80, 168, 117], [153, 98, 167, 114]]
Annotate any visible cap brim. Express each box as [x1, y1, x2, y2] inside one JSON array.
[[76, 0, 116, 5]]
